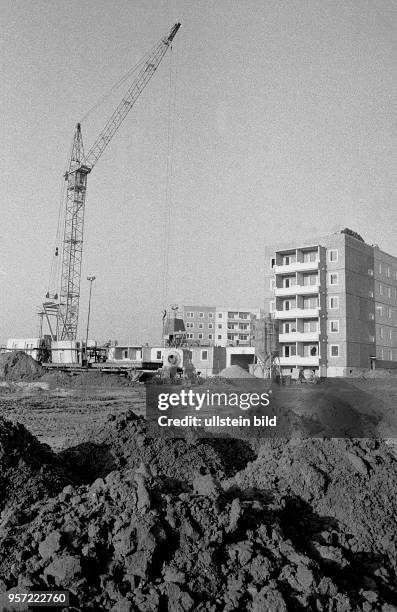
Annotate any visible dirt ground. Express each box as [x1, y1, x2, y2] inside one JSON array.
[[1, 363, 397, 611]]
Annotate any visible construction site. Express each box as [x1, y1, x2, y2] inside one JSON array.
[[1, 3, 397, 612]]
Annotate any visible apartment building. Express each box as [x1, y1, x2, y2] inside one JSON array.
[[264, 229, 397, 377], [181, 306, 260, 347]]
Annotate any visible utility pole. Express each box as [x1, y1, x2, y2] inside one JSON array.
[[85, 275, 96, 363]]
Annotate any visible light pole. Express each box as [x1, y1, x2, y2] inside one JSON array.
[[85, 275, 96, 363]]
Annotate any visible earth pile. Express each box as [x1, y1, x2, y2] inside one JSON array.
[[0, 352, 42, 381], [1, 412, 397, 610], [1, 459, 397, 611], [0, 417, 73, 516]]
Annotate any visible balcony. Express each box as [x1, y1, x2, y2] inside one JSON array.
[[274, 307, 320, 319], [279, 331, 319, 343], [274, 260, 319, 274], [279, 356, 320, 367], [275, 284, 319, 297]]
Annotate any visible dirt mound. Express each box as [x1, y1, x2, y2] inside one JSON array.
[[219, 365, 257, 379], [229, 438, 397, 578], [60, 411, 255, 485], [0, 352, 43, 381], [0, 462, 396, 610], [0, 417, 73, 516]]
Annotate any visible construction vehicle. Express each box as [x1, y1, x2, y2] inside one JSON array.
[[42, 23, 181, 342]]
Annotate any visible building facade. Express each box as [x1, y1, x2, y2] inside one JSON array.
[[181, 306, 261, 347], [264, 229, 397, 377]]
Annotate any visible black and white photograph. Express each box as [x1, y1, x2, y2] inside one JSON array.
[[1, 1, 397, 610]]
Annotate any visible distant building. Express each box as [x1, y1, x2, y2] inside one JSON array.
[[264, 228, 397, 377], [180, 305, 260, 347]]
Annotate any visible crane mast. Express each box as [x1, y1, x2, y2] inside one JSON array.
[[44, 23, 180, 341]]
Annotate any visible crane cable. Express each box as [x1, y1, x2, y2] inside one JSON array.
[[161, 43, 178, 312]]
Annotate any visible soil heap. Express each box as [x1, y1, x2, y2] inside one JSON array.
[[0, 418, 73, 516], [0, 352, 43, 381], [1, 413, 397, 610]]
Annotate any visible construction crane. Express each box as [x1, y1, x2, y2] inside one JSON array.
[[42, 23, 181, 341]]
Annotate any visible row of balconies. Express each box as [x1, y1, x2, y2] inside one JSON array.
[[274, 307, 320, 319], [274, 259, 319, 275], [278, 331, 319, 342], [274, 284, 319, 297], [278, 355, 319, 367]]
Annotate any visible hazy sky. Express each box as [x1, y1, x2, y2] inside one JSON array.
[[1, 0, 396, 345]]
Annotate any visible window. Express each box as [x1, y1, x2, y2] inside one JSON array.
[[208, 323, 213, 329], [387, 266, 391, 278], [379, 283, 383, 295], [218, 324, 222, 329], [284, 344, 296, 357], [303, 344, 317, 357], [329, 249, 338, 262], [303, 296, 318, 309], [198, 323, 204, 329], [387, 287, 391, 298], [187, 333, 193, 339], [303, 320, 317, 332], [208, 313, 213, 319], [239, 313, 249, 319], [330, 345, 339, 357], [186, 312, 194, 318], [124, 350, 128, 359], [239, 335, 248, 341], [198, 333, 203, 340], [239, 324, 248, 330], [303, 274, 318, 286], [369, 313, 375, 321], [329, 320, 339, 333], [208, 334, 213, 340], [376, 305, 383, 317], [368, 269, 374, 277], [271, 257, 275, 268], [303, 251, 317, 262], [369, 290, 374, 298], [329, 273, 338, 286], [217, 335, 222, 340], [218, 313, 223, 318], [387, 307, 392, 319], [329, 296, 339, 309], [199, 312, 204, 318], [369, 335, 375, 343], [156, 351, 162, 359], [201, 350, 208, 360], [380, 327, 384, 338], [186, 322, 194, 329], [378, 263, 382, 274]]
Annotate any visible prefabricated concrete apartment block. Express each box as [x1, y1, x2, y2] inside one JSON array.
[[264, 229, 397, 377]]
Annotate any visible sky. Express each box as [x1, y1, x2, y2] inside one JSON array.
[[1, 0, 396, 345]]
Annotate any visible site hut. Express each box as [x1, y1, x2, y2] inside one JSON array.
[[264, 228, 397, 378], [107, 345, 143, 363], [6, 338, 46, 361]]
